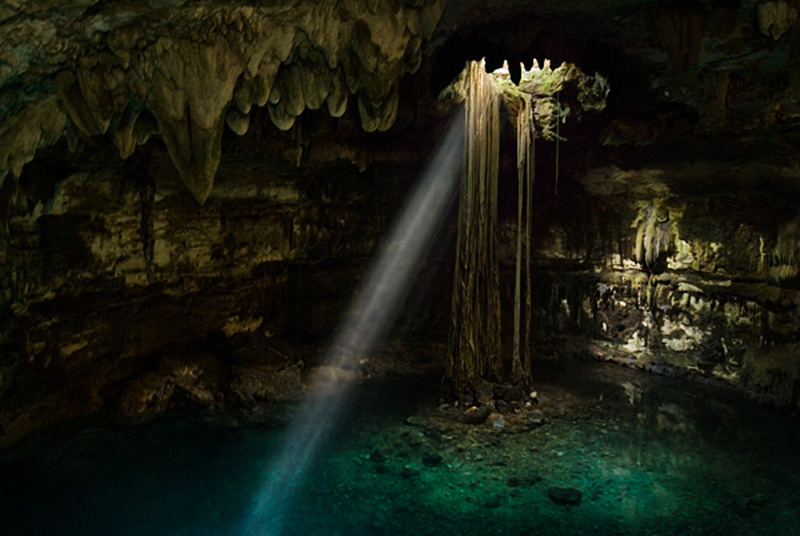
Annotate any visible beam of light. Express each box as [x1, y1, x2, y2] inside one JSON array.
[[240, 113, 465, 536]]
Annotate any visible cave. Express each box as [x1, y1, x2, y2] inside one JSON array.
[[2, 0, 800, 534]]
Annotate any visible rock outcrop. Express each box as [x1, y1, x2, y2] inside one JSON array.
[[0, 0, 445, 202]]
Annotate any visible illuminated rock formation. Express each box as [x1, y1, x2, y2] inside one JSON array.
[[0, 0, 445, 202]]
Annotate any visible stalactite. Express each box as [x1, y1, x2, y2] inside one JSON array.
[[633, 200, 672, 271], [765, 214, 800, 283], [0, 0, 449, 204]]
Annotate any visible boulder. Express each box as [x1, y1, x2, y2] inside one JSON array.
[[548, 487, 583, 506]]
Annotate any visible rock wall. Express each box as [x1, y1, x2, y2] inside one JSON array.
[[0, 129, 430, 446], [517, 159, 800, 410], [3, 121, 800, 448]]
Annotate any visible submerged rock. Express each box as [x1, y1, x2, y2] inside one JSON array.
[[548, 487, 583, 506], [527, 410, 545, 427], [374, 463, 389, 474], [405, 416, 424, 426], [462, 405, 491, 424], [495, 399, 511, 413], [736, 493, 768, 510], [401, 464, 420, 478], [507, 474, 543, 487], [506, 476, 523, 487], [367, 448, 386, 463], [492, 415, 506, 430], [483, 493, 507, 508], [422, 452, 443, 467]]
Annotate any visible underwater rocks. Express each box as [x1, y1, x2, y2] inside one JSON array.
[[494, 399, 511, 413], [527, 409, 545, 427], [373, 463, 390, 474], [547, 486, 583, 506], [405, 415, 425, 426], [442, 388, 549, 430], [422, 452, 443, 467], [735, 493, 769, 511], [483, 493, 507, 509], [366, 447, 387, 464], [507, 474, 544, 488], [408, 390, 554, 434], [401, 464, 420, 478], [491, 415, 506, 430], [462, 405, 491, 424]]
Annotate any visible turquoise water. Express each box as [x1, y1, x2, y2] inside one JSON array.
[[2, 360, 799, 536]]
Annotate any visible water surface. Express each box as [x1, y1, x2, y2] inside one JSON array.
[[2, 360, 799, 536]]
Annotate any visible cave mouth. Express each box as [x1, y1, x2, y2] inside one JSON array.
[[2, 357, 798, 536]]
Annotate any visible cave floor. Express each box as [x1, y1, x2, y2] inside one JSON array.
[[1, 358, 799, 536]]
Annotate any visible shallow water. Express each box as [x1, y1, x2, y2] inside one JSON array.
[[2, 360, 799, 536]]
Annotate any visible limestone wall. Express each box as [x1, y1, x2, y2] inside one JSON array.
[[514, 161, 800, 409], [0, 139, 421, 446]]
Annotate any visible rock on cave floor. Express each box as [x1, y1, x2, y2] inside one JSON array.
[[1, 359, 799, 536]]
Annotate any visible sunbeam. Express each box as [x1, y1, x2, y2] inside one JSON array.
[[240, 113, 465, 536]]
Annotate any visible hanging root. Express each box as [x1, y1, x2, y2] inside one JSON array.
[[447, 59, 502, 394], [446, 59, 609, 393]]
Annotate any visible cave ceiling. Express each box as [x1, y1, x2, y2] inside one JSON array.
[[1, 0, 799, 203]]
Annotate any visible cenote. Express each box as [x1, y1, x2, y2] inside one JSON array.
[[3, 2, 800, 536], [3, 360, 800, 536]]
